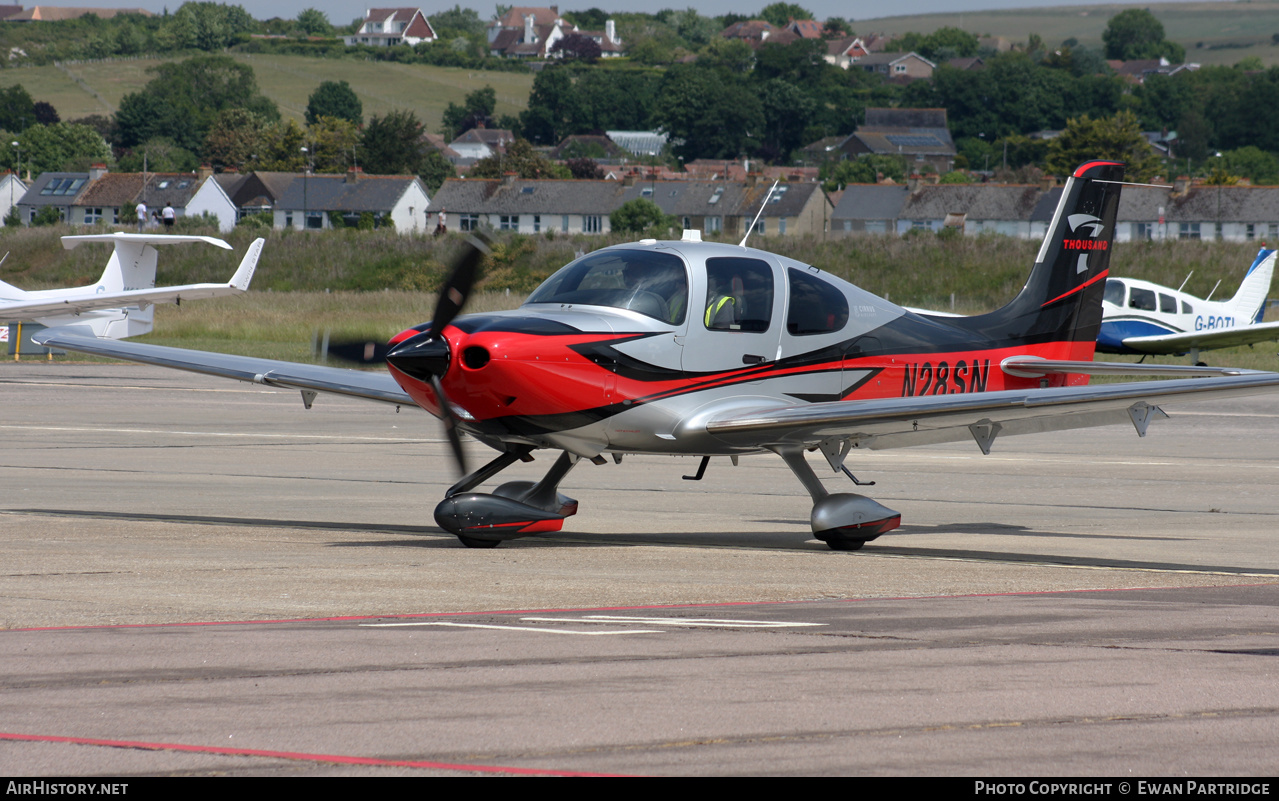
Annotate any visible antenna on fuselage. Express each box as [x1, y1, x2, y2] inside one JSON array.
[[1177, 271, 1194, 293], [1206, 279, 1222, 301], [738, 179, 780, 248]]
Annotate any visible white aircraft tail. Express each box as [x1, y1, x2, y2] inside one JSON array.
[[1227, 247, 1277, 324], [0, 275, 28, 299], [62, 233, 233, 295], [229, 238, 264, 291]]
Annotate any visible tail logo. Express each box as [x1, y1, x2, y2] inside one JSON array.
[[1065, 214, 1107, 273]]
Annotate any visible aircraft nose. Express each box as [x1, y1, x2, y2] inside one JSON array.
[[386, 331, 451, 381]]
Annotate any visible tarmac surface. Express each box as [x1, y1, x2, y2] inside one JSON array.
[[1, 362, 1277, 776]]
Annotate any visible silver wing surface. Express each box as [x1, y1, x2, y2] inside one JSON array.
[[704, 367, 1279, 453], [1120, 322, 1279, 354], [33, 326, 413, 408]]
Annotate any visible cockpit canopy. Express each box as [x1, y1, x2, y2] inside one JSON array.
[[526, 249, 688, 324]]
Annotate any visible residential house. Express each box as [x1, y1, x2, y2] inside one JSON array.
[[1108, 57, 1199, 85], [784, 18, 824, 39], [840, 108, 957, 174], [824, 35, 888, 69], [71, 171, 145, 227], [430, 177, 627, 235], [7, 7, 153, 21], [851, 51, 936, 81], [719, 19, 798, 49], [450, 128, 515, 162], [214, 171, 298, 221], [17, 171, 89, 224], [345, 8, 437, 47], [0, 172, 28, 222], [486, 6, 621, 59], [273, 170, 429, 232], [131, 171, 237, 232], [829, 184, 909, 236], [429, 176, 828, 239], [896, 183, 1042, 237], [1122, 184, 1279, 243]]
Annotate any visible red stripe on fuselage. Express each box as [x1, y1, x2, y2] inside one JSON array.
[[1042, 269, 1109, 308], [388, 325, 1098, 426]]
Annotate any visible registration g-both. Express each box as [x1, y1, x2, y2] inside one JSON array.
[[39, 162, 1279, 551]]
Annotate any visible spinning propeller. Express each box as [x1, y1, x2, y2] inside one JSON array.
[[383, 234, 490, 475]]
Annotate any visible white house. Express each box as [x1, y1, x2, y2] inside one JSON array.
[[345, 8, 437, 47]]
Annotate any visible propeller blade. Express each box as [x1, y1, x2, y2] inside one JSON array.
[[431, 233, 489, 337], [324, 338, 391, 365], [431, 374, 468, 476]]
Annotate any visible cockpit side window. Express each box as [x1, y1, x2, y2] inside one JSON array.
[[704, 257, 774, 332], [525, 249, 688, 324], [1128, 287, 1156, 311], [1159, 293, 1176, 314], [1103, 279, 1125, 307], [787, 268, 849, 336]]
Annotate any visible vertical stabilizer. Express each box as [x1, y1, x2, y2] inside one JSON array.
[[956, 161, 1126, 349], [1228, 247, 1276, 324], [95, 241, 158, 295]]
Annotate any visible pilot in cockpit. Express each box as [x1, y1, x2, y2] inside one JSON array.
[[622, 261, 687, 325]]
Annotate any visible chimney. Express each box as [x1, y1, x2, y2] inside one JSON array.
[[89, 163, 107, 181], [1040, 176, 1055, 192], [1173, 175, 1190, 195], [198, 164, 213, 181], [502, 171, 518, 186], [622, 172, 635, 187], [524, 13, 534, 43], [746, 172, 758, 188], [346, 166, 362, 183], [907, 175, 920, 192], [606, 19, 615, 43]]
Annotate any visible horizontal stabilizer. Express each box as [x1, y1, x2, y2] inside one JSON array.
[[60, 233, 232, 251]]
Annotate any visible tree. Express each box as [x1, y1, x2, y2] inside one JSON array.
[[468, 138, 569, 179], [32, 101, 58, 126], [254, 119, 307, 171], [306, 80, 363, 126], [441, 86, 496, 140], [1102, 9, 1184, 62], [203, 108, 269, 171], [116, 55, 278, 152], [610, 198, 675, 234], [361, 110, 426, 175], [117, 137, 199, 173], [758, 3, 813, 27], [566, 157, 603, 179], [16, 122, 112, 174], [296, 8, 333, 36], [307, 116, 360, 173], [552, 33, 602, 63], [0, 85, 36, 133], [1045, 111, 1162, 181]]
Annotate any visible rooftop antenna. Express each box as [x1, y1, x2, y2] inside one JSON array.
[[738, 179, 779, 248]]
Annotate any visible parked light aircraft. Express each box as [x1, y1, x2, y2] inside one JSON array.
[[35, 162, 1279, 551], [1098, 247, 1279, 363], [0, 233, 263, 340]]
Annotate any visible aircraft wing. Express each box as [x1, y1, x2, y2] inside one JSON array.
[[1119, 322, 1279, 354], [703, 370, 1279, 453], [0, 238, 262, 322], [32, 326, 414, 408]]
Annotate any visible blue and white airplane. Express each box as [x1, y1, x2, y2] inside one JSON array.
[[1098, 247, 1279, 363]]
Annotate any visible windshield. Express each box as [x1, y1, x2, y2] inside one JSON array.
[[526, 249, 688, 325]]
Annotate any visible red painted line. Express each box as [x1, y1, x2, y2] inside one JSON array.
[[1073, 160, 1123, 177], [6, 584, 1273, 634], [1042, 268, 1109, 307], [0, 732, 623, 776]]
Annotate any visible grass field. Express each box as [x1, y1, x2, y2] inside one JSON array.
[[0, 54, 534, 130], [862, 1, 1279, 66]]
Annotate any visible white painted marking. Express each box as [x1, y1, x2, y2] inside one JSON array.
[[360, 621, 659, 632], [523, 615, 825, 629]]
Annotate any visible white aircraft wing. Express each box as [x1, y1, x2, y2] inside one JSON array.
[[703, 368, 1279, 453], [1119, 322, 1279, 354], [0, 238, 263, 322], [32, 326, 413, 408]]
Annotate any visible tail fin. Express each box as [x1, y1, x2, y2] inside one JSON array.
[[228, 238, 264, 291], [1227, 247, 1276, 324], [0, 276, 28, 299], [956, 161, 1126, 349]]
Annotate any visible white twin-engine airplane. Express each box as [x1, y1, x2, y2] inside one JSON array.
[[0, 233, 264, 340], [1098, 246, 1279, 363]]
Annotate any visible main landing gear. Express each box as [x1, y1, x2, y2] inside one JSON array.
[[433, 446, 580, 548], [773, 446, 900, 552]]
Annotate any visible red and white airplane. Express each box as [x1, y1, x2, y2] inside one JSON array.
[[36, 162, 1279, 550]]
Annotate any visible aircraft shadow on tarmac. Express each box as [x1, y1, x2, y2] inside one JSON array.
[[18, 507, 1277, 574]]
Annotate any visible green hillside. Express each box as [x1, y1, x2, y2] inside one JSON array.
[[861, 1, 1279, 66], [0, 54, 534, 130]]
